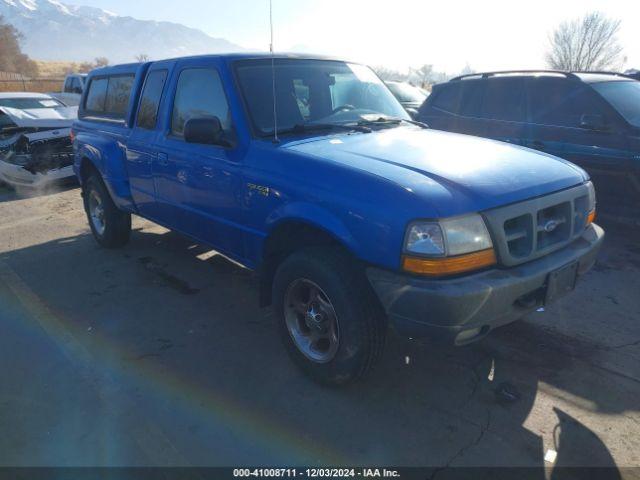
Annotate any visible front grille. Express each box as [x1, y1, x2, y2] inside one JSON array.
[[504, 213, 533, 259], [535, 201, 571, 250], [483, 184, 591, 267]]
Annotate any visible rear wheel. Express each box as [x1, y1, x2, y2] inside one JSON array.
[[273, 247, 386, 385], [83, 172, 131, 248]]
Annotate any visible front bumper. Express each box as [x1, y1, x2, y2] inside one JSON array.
[[367, 223, 604, 345], [0, 161, 74, 188]]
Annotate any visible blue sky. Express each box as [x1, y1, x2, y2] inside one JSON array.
[[64, 0, 640, 73]]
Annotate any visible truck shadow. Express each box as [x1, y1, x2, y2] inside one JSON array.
[[0, 222, 637, 471], [0, 179, 78, 203]]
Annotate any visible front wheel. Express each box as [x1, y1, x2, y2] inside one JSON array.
[[83, 173, 131, 248], [273, 247, 386, 385]]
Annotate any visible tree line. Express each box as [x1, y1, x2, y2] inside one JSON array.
[[0, 15, 38, 76], [0, 15, 111, 77], [374, 63, 475, 89]]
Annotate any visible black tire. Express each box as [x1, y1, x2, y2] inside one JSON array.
[[82, 172, 131, 248], [272, 247, 386, 385]]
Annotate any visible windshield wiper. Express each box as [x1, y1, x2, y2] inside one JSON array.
[[402, 118, 430, 129], [279, 123, 372, 136], [357, 116, 429, 129]]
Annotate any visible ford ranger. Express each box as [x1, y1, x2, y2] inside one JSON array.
[[73, 54, 604, 385]]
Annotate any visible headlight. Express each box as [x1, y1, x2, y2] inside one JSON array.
[[405, 214, 493, 257], [403, 214, 496, 276], [405, 223, 445, 256], [586, 181, 596, 212], [586, 181, 597, 225]]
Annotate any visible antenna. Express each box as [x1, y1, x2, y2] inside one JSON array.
[[269, 0, 279, 143]]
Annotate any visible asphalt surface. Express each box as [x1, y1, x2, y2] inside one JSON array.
[[0, 182, 639, 474]]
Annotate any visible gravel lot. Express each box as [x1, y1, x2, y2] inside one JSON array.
[[0, 183, 638, 474]]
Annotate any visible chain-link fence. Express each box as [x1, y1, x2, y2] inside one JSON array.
[[0, 72, 64, 93]]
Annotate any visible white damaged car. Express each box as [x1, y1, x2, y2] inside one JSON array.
[[0, 92, 77, 188]]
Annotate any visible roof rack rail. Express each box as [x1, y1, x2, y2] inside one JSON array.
[[451, 70, 581, 81], [572, 70, 633, 78]]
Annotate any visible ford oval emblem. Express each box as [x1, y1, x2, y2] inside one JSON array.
[[544, 220, 560, 233]]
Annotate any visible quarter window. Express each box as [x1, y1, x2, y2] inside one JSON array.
[[483, 77, 526, 122], [171, 68, 233, 140], [459, 80, 484, 117], [136, 70, 168, 130], [431, 83, 461, 113]]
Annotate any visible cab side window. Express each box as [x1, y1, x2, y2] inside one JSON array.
[[85, 77, 108, 113], [171, 68, 234, 141], [529, 78, 604, 128], [105, 76, 135, 117], [83, 75, 134, 119], [137, 70, 168, 130]]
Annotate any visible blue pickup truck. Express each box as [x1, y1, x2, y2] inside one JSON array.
[[73, 54, 604, 384]]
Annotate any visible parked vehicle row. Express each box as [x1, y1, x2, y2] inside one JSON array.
[[0, 71, 89, 188], [53, 73, 87, 107], [385, 80, 429, 118], [417, 71, 640, 213], [625, 69, 640, 81], [73, 54, 603, 385]]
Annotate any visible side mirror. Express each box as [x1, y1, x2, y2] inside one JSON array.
[[184, 117, 229, 146], [580, 114, 607, 131]]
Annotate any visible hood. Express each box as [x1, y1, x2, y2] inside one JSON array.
[[0, 106, 78, 129], [284, 126, 588, 217]]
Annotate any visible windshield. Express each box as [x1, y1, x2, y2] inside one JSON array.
[[235, 59, 409, 136], [0, 97, 66, 110], [386, 82, 427, 104], [592, 81, 640, 128]]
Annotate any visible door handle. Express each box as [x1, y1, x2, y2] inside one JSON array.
[[157, 152, 169, 166]]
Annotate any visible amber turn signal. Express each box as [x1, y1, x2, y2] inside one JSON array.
[[586, 209, 596, 226], [402, 248, 497, 276]]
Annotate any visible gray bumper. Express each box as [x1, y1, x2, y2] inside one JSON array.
[[367, 223, 605, 345], [0, 161, 75, 188]]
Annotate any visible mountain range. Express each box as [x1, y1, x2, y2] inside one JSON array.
[[0, 0, 245, 64]]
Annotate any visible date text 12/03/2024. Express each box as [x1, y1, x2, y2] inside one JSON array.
[[233, 468, 401, 478]]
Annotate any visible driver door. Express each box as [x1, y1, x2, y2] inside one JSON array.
[[152, 61, 245, 257]]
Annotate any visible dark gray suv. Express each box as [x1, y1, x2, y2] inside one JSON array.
[[418, 71, 640, 215]]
